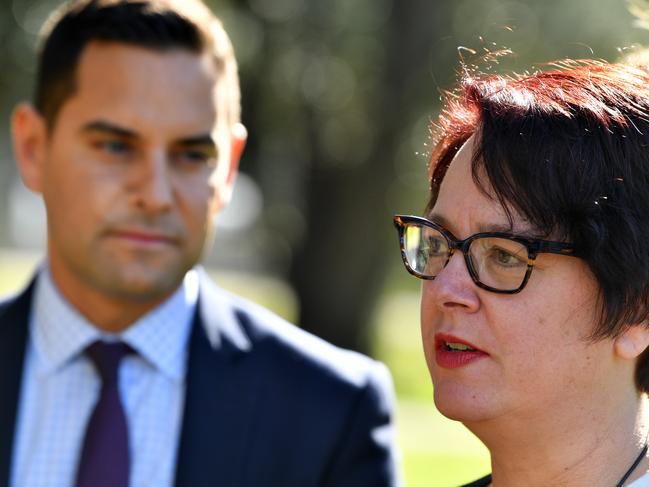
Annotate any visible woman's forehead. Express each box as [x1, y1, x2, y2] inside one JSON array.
[[433, 135, 534, 236]]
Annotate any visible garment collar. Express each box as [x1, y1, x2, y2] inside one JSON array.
[[32, 266, 198, 382]]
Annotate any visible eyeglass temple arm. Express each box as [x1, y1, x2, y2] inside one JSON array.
[[534, 241, 578, 256]]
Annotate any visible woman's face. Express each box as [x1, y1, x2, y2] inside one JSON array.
[[421, 136, 617, 425]]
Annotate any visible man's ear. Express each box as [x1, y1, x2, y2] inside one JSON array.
[[217, 122, 247, 206], [12, 103, 47, 194], [227, 122, 246, 184], [614, 324, 649, 360]]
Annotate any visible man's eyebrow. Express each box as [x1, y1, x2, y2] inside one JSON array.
[[80, 123, 217, 151], [81, 120, 138, 138], [174, 134, 217, 148]]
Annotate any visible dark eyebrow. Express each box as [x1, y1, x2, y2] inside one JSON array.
[[80, 122, 218, 152], [174, 134, 217, 149], [475, 222, 516, 234], [429, 212, 538, 236], [81, 120, 138, 139], [428, 213, 452, 229]]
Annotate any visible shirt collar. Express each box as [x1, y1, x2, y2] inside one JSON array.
[[32, 266, 198, 382]]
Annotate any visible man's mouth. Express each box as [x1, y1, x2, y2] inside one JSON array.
[[105, 229, 180, 247]]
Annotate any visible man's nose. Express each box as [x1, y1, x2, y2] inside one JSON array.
[[130, 151, 174, 213]]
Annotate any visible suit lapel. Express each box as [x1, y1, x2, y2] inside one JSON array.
[[174, 275, 260, 487], [0, 283, 33, 486]]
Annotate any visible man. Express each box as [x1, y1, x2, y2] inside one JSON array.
[[2, 1, 399, 486]]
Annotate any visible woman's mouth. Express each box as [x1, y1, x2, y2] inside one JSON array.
[[443, 342, 477, 352], [434, 333, 488, 369]]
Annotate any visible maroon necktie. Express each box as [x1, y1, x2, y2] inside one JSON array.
[[75, 341, 132, 487]]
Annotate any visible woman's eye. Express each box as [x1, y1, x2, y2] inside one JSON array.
[[425, 236, 447, 256], [491, 248, 526, 267]]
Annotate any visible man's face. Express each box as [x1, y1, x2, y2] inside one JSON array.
[[16, 42, 241, 315]]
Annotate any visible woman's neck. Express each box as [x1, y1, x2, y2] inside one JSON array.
[[468, 393, 649, 487]]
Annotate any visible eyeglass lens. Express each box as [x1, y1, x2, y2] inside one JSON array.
[[402, 224, 529, 291]]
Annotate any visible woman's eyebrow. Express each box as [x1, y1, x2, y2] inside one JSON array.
[[475, 222, 515, 233], [430, 213, 517, 234], [476, 223, 547, 239], [427, 213, 451, 228]]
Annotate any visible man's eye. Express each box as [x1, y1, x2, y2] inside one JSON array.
[[185, 151, 210, 162], [95, 139, 131, 155], [173, 150, 216, 166]]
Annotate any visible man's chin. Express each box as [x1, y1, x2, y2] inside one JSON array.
[[91, 264, 188, 303]]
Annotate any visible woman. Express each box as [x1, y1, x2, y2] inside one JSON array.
[[393, 61, 649, 486]]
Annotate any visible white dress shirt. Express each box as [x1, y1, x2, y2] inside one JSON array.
[[10, 266, 198, 487], [631, 472, 649, 486]]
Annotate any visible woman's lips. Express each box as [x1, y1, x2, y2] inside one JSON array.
[[434, 333, 489, 369]]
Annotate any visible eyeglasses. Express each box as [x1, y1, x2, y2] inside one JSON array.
[[392, 215, 580, 294]]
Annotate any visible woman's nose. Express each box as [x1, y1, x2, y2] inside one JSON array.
[[423, 251, 481, 313]]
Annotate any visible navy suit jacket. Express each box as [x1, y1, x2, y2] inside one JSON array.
[[0, 272, 399, 486]]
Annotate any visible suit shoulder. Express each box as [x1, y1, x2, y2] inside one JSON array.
[[0, 286, 30, 319], [0, 292, 16, 311], [218, 285, 389, 390]]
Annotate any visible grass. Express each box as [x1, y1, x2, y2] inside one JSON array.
[[0, 249, 490, 486]]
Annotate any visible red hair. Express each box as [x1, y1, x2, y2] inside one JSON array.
[[427, 60, 649, 390]]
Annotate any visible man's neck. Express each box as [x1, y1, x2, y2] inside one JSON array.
[[46, 266, 176, 333], [467, 389, 649, 487]]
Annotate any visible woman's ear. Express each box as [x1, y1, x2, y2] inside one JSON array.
[[614, 324, 649, 360], [12, 103, 47, 194]]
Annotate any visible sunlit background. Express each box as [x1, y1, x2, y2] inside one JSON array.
[[2, 0, 649, 485]]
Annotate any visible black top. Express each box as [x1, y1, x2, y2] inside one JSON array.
[[461, 474, 492, 487]]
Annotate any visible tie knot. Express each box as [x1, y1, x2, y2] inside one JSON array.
[[85, 341, 132, 384]]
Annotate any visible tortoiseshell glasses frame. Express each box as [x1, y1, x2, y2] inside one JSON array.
[[393, 214, 580, 294]]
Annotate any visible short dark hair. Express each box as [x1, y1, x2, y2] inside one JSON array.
[[35, 0, 240, 129], [427, 60, 649, 391]]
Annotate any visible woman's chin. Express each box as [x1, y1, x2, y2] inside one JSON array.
[[433, 384, 495, 423]]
